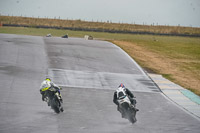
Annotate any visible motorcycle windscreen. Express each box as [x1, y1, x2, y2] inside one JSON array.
[[118, 92, 126, 99]]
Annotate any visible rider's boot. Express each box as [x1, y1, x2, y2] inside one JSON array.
[[47, 101, 50, 106], [58, 93, 63, 103], [130, 103, 139, 111], [60, 107, 64, 112]]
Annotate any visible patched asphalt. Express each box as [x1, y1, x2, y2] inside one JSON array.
[[0, 34, 199, 133]]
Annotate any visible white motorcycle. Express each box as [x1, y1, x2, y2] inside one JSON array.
[[117, 95, 137, 123]]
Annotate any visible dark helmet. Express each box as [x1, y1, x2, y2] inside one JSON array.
[[119, 83, 125, 88]]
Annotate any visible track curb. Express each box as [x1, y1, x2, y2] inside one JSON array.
[[148, 73, 200, 119]]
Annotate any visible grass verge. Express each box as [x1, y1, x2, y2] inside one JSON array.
[[1, 16, 200, 36], [0, 26, 200, 95]]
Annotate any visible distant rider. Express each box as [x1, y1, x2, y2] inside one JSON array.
[[40, 78, 63, 105], [113, 83, 138, 117]]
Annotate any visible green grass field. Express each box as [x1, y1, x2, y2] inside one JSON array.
[[0, 26, 200, 95]]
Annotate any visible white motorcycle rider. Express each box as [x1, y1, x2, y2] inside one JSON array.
[[113, 84, 139, 122]]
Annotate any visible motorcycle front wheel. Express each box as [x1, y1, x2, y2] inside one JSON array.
[[128, 108, 137, 123], [50, 98, 60, 114]]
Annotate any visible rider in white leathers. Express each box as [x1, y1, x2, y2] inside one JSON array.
[[113, 83, 138, 117]]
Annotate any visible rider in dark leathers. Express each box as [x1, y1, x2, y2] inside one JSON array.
[[40, 78, 63, 112]]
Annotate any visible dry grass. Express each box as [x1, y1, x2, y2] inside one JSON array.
[[1, 16, 200, 35], [112, 40, 200, 95]]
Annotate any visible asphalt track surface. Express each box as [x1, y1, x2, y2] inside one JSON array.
[[0, 34, 199, 133]]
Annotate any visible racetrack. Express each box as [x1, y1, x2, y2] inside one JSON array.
[[0, 34, 199, 133]]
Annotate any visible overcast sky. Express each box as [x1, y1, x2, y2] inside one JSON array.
[[0, 0, 200, 27]]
